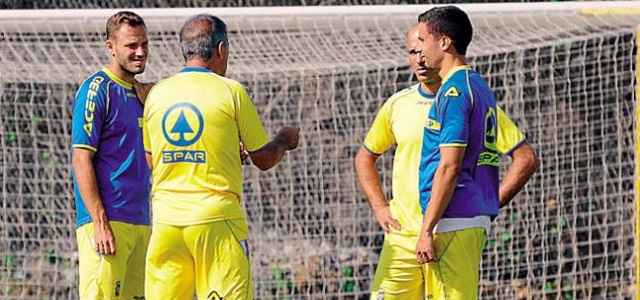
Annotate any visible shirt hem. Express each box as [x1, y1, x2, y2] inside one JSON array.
[[76, 217, 150, 228], [152, 215, 245, 227], [439, 143, 467, 147], [503, 138, 527, 156], [72, 144, 97, 152], [433, 215, 491, 235], [362, 145, 383, 156]]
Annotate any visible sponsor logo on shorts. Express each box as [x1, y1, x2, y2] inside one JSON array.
[[207, 290, 224, 300], [114, 280, 121, 297]]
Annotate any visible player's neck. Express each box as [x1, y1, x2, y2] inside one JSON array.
[[420, 82, 439, 95], [106, 63, 135, 85], [185, 60, 208, 69], [438, 55, 467, 80], [185, 60, 225, 77]]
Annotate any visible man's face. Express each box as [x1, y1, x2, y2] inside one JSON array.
[[407, 27, 439, 84], [107, 24, 148, 76], [417, 22, 443, 70]]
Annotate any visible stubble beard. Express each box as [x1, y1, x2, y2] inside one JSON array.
[[117, 54, 146, 77]]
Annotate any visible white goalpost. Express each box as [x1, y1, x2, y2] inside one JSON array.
[[0, 2, 639, 299]]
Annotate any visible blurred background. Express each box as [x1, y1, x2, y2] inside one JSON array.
[[0, 1, 638, 299]]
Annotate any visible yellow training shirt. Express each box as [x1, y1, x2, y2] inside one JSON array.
[[143, 67, 269, 226], [363, 83, 525, 235]]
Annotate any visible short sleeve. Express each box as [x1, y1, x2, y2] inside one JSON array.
[[437, 85, 471, 147], [496, 106, 526, 155], [71, 76, 108, 152], [363, 100, 395, 155], [233, 84, 270, 152]]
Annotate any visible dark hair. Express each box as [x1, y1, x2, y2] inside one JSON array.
[[418, 6, 472, 55], [180, 14, 228, 61], [106, 11, 146, 40]]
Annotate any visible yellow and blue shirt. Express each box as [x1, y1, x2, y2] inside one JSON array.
[[143, 67, 269, 226], [365, 82, 525, 235], [71, 67, 151, 227], [419, 65, 501, 218]]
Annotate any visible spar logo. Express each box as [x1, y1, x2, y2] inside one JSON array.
[[161, 103, 205, 164]]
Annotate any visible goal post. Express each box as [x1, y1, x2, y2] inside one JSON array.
[[0, 2, 639, 299], [636, 24, 640, 300]]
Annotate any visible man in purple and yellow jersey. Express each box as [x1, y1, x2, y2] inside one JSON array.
[[355, 23, 538, 299], [71, 11, 150, 300], [413, 6, 538, 299], [143, 14, 299, 300]]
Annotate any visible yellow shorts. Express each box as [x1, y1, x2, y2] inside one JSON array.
[[145, 218, 253, 300], [370, 227, 486, 300], [76, 221, 150, 300], [370, 232, 424, 299], [425, 227, 487, 299]]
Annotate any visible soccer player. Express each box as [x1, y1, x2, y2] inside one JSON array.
[[355, 23, 538, 299], [143, 14, 300, 299], [414, 6, 532, 299], [71, 11, 150, 299]]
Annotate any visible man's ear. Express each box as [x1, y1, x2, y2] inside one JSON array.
[[215, 41, 228, 59], [440, 36, 452, 51], [106, 38, 115, 57]]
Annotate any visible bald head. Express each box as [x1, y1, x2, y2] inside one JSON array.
[[406, 23, 421, 49], [406, 23, 440, 88], [180, 14, 228, 62]]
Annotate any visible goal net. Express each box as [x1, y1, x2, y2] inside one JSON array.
[[0, 3, 638, 299]]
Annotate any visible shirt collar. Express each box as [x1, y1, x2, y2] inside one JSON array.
[[441, 65, 472, 84], [102, 67, 133, 89], [181, 66, 213, 73], [418, 84, 436, 99]]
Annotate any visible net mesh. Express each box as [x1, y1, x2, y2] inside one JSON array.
[[1, 0, 582, 10], [0, 7, 638, 299]]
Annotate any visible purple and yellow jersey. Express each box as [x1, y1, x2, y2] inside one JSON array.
[[419, 65, 500, 218], [365, 83, 525, 234], [143, 67, 269, 226], [71, 67, 151, 227]]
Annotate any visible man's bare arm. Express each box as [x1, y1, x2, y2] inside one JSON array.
[[72, 148, 116, 255], [355, 148, 401, 233], [416, 146, 465, 263], [134, 80, 155, 104], [499, 142, 539, 208], [249, 127, 300, 171]]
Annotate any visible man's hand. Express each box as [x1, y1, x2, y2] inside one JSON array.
[[416, 231, 437, 264], [93, 221, 116, 255], [248, 126, 300, 171], [240, 142, 250, 164], [134, 80, 155, 104], [276, 126, 300, 150], [372, 206, 401, 234]]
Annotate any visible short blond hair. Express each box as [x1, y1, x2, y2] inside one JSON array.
[[106, 11, 146, 40]]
